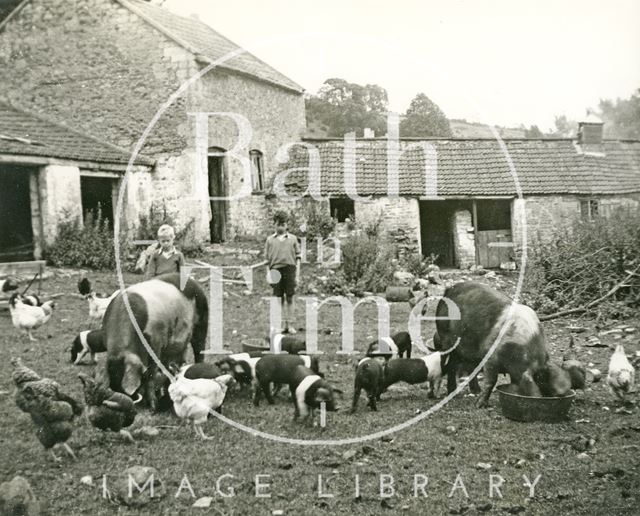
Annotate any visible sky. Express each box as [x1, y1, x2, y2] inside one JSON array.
[[163, 0, 640, 132]]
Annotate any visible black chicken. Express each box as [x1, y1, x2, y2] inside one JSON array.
[[11, 357, 84, 461], [78, 373, 137, 442]]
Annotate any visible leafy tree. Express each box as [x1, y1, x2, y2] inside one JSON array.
[[552, 115, 577, 137], [524, 125, 544, 138], [598, 89, 640, 139], [399, 93, 452, 137], [305, 78, 389, 137]]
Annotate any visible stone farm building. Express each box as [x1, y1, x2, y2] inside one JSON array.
[[282, 120, 640, 268], [1, 1, 639, 268], [0, 0, 305, 260]]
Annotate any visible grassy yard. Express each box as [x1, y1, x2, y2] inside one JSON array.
[[0, 268, 638, 515]]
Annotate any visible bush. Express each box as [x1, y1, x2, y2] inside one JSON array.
[[47, 209, 117, 270], [402, 253, 439, 278], [522, 206, 640, 319], [300, 203, 336, 240], [326, 233, 396, 295]]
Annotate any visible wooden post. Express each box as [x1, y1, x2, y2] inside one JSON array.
[[472, 200, 479, 266]]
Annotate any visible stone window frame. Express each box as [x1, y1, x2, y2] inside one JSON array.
[[579, 198, 600, 222], [249, 149, 264, 193]]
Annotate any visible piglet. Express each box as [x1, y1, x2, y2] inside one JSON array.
[[366, 331, 412, 359], [70, 329, 105, 365], [382, 339, 459, 397], [215, 353, 260, 389], [289, 365, 338, 424], [254, 354, 321, 405], [350, 357, 384, 413]]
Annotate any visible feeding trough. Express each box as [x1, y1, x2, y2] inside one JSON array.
[[496, 384, 576, 423]]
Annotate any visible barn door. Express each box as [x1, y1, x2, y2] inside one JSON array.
[[208, 148, 227, 243], [476, 230, 513, 268]]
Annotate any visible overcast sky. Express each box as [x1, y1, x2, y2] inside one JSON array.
[[164, 0, 640, 132]]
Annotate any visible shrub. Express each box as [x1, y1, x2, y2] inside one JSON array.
[[300, 203, 336, 240], [46, 208, 117, 270], [328, 233, 396, 295], [522, 206, 640, 319], [402, 253, 439, 278]]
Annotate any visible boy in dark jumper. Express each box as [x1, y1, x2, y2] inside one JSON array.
[[264, 211, 301, 334], [145, 224, 186, 278]]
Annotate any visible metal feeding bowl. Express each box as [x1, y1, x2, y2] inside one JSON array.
[[496, 384, 576, 423]]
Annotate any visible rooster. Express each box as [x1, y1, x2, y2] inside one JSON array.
[[608, 343, 635, 402], [9, 293, 55, 341], [78, 373, 136, 442], [77, 278, 119, 322], [11, 357, 83, 461], [168, 374, 235, 440]]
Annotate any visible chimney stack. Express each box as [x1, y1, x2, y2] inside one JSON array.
[[578, 112, 604, 145]]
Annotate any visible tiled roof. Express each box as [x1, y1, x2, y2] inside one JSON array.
[[277, 138, 640, 196], [0, 101, 155, 166], [120, 0, 303, 93]]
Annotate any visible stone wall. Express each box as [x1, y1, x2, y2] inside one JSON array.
[[38, 164, 82, 245], [354, 197, 421, 257], [511, 194, 640, 259], [451, 209, 475, 268], [0, 0, 191, 155]]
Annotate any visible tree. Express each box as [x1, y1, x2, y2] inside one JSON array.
[[399, 93, 452, 137], [305, 78, 389, 137], [524, 125, 544, 138], [551, 115, 577, 138], [598, 89, 640, 139]]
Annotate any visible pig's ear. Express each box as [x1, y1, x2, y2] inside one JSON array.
[[122, 354, 144, 396], [234, 364, 245, 375], [315, 387, 330, 402]]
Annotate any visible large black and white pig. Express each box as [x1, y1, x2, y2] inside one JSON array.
[[289, 365, 338, 424], [433, 281, 551, 407], [101, 273, 208, 411], [350, 357, 384, 413], [254, 354, 321, 405]]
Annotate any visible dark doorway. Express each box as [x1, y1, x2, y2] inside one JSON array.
[[81, 176, 114, 227], [0, 165, 35, 261], [208, 148, 227, 243], [419, 200, 472, 268]]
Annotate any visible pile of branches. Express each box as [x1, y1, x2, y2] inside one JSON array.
[[523, 207, 640, 320]]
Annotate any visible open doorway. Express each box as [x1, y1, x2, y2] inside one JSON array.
[[419, 200, 472, 268], [0, 165, 35, 262], [208, 147, 227, 243], [80, 176, 115, 227]]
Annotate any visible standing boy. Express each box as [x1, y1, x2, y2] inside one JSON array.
[[145, 224, 186, 278], [264, 211, 301, 334]]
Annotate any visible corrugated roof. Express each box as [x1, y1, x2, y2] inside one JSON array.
[[0, 101, 155, 166], [277, 138, 640, 196], [119, 0, 303, 93]]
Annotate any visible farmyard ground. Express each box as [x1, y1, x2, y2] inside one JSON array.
[[0, 268, 638, 515]]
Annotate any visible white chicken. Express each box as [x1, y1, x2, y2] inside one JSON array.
[[168, 374, 235, 440], [607, 343, 635, 402], [9, 294, 55, 341], [77, 278, 119, 322]]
